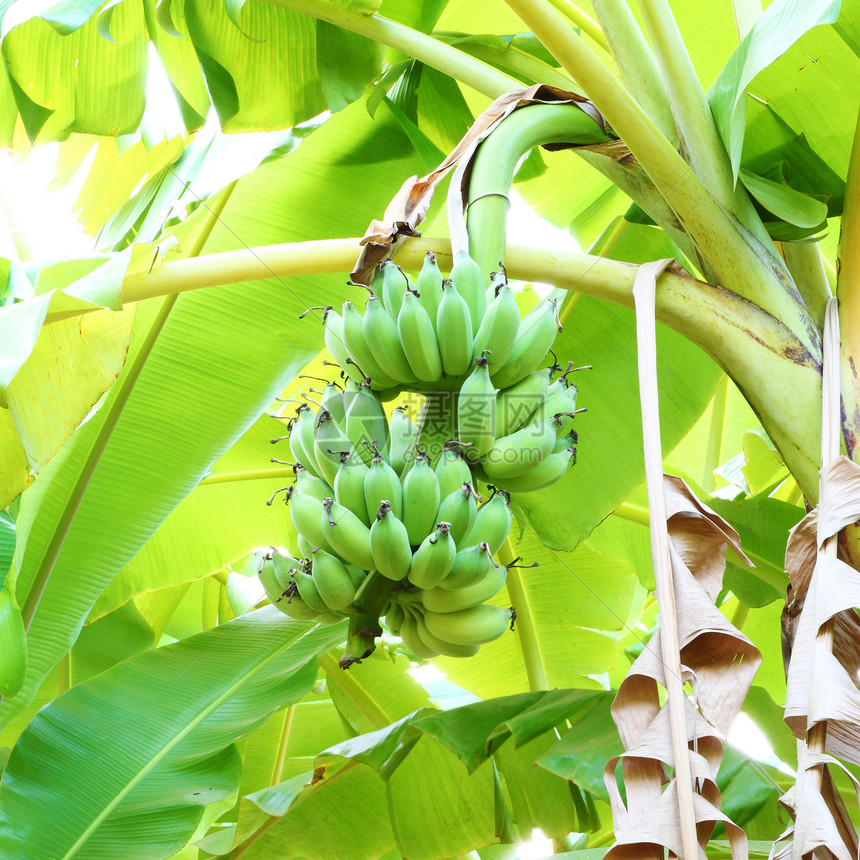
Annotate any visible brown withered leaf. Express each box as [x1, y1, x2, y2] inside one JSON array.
[[784, 457, 860, 762], [351, 84, 606, 282], [604, 477, 760, 859]]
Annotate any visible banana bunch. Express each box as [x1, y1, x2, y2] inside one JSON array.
[[273, 248, 586, 666], [318, 252, 562, 394], [269, 385, 524, 659]]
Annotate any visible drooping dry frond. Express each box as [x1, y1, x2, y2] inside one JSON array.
[[776, 455, 860, 858], [604, 477, 761, 859]]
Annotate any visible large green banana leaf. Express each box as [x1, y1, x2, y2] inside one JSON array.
[[0, 609, 346, 858]]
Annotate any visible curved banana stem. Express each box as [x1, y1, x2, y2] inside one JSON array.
[[463, 103, 608, 275]]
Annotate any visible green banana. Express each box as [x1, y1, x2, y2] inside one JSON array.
[[482, 417, 559, 480], [278, 598, 322, 622], [368, 263, 385, 299], [289, 406, 323, 478], [501, 446, 576, 493], [345, 383, 389, 464], [0, 584, 27, 698], [399, 606, 440, 660], [297, 534, 314, 557], [416, 251, 443, 331], [450, 250, 486, 336], [388, 406, 419, 476], [316, 611, 348, 624], [553, 430, 577, 453], [292, 568, 329, 613], [364, 453, 403, 522], [257, 547, 299, 603], [436, 483, 479, 545], [434, 443, 473, 500], [491, 298, 561, 389], [320, 497, 375, 570], [370, 500, 413, 581], [414, 391, 459, 466], [363, 295, 415, 384], [288, 485, 336, 554], [333, 453, 371, 525], [421, 557, 506, 613], [311, 548, 357, 611], [553, 407, 581, 439], [294, 465, 333, 502], [440, 541, 493, 589], [462, 489, 511, 555], [320, 381, 347, 426], [323, 308, 364, 384], [472, 282, 519, 374], [401, 451, 441, 546], [381, 260, 409, 318], [407, 522, 456, 589], [397, 290, 443, 383], [413, 607, 480, 658], [529, 382, 577, 428], [313, 410, 354, 487], [458, 356, 497, 459], [341, 300, 399, 388], [436, 279, 473, 377], [423, 603, 513, 645], [385, 600, 406, 635], [495, 367, 553, 438]]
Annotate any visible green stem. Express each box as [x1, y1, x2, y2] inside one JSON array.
[[731, 602, 749, 631], [613, 501, 649, 527], [636, 0, 766, 243], [199, 467, 296, 486], [587, 214, 629, 257], [702, 376, 730, 491], [557, 291, 581, 326], [591, 0, 677, 143], [265, 0, 517, 98], [466, 104, 608, 274], [502, 0, 817, 355], [783, 241, 831, 328], [416, 391, 460, 464], [837, 106, 860, 461], [338, 572, 398, 668], [271, 705, 295, 785], [731, 0, 761, 40], [441, 34, 575, 91], [319, 652, 390, 728], [501, 536, 548, 691], [545, 0, 609, 51]]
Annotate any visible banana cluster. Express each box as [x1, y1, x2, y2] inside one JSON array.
[[320, 252, 562, 394], [263, 381, 525, 657]]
